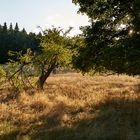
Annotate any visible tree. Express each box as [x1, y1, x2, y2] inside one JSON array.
[[9, 23, 13, 32], [22, 28, 26, 34], [34, 27, 72, 89], [14, 22, 19, 32], [0, 22, 8, 63], [3, 22, 8, 33], [72, 0, 140, 75], [0, 27, 72, 90]]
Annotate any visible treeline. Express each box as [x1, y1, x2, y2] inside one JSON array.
[[0, 22, 41, 63]]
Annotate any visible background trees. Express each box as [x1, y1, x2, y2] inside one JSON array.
[[72, 0, 140, 75], [0, 22, 41, 64]]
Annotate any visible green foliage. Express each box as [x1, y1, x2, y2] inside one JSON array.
[[0, 27, 73, 90], [0, 49, 35, 90], [72, 0, 140, 75], [35, 27, 72, 69]]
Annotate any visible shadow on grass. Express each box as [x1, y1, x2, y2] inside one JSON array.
[[29, 97, 140, 140], [0, 130, 19, 140], [134, 83, 140, 93], [0, 88, 19, 103], [1, 96, 140, 140]]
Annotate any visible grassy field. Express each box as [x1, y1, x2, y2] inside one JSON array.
[[0, 73, 140, 140]]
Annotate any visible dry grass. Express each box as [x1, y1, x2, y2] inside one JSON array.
[[0, 73, 140, 140]]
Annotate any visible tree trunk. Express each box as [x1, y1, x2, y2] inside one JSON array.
[[36, 66, 55, 90]]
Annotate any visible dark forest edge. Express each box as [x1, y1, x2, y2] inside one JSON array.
[[0, 22, 42, 64]]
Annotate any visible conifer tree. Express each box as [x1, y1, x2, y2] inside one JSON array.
[[22, 28, 26, 33], [2, 22, 8, 33], [9, 23, 13, 32], [14, 22, 19, 32]]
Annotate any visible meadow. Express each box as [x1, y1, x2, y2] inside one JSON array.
[[0, 73, 140, 140]]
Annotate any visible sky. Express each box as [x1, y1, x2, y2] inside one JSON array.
[[0, 0, 89, 35]]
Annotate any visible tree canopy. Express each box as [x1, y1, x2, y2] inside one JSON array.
[[72, 0, 140, 75], [35, 27, 72, 89]]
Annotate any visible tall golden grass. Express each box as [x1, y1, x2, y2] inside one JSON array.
[[0, 73, 140, 140]]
